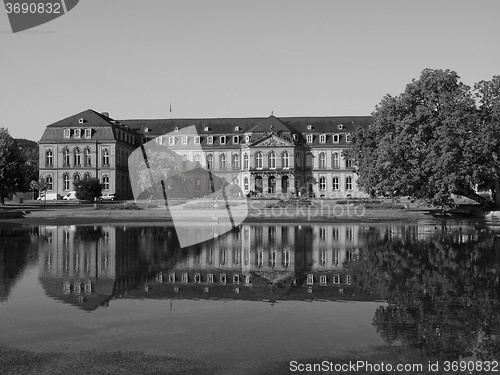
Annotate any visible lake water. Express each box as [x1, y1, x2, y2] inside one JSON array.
[[1, 220, 499, 372]]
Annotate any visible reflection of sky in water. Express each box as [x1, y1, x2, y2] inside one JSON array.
[[0, 221, 499, 366]]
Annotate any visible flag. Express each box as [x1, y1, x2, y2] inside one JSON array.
[[170, 104, 172, 113]]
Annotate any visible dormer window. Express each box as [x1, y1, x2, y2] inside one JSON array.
[[174, 127, 179, 132], [64, 129, 71, 138], [292, 134, 298, 141], [338, 124, 344, 130], [220, 136, 226, 145], [194, 136, 200, 144], [306, 134, 313, 143], [74, 129, 81, 138], [234, 126, 240, 131], [168, 137, 175, 145], [78, 118, 84, 124], [346, 133, 351, 143], [207, 136, 213, 145], [155, 137, 163, 145], [182, 136, 188, 145], [85, 128, 92, 138], [333, 134, 340, 143], [245, 135, 250, 143], [233, 136, 239, 144], [319, 134, 326, 143], [204, 126, 209, 131], [307, 125, 312, 130]]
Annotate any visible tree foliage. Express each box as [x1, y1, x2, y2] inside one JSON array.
[[16, 139, 39, 192], [348, 69, 500, 208], [74, 176, 103, 201], [0, 128, 26, 204]]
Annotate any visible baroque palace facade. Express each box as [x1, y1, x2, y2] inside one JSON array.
[[39, 109, 371, 199]]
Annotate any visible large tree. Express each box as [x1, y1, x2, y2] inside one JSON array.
[[16, 139, 39, 192], [74, 176, 103, 201], [0, 128, 26, 205], [348, 69, 500, 208]]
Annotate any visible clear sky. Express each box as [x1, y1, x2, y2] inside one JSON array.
[[1, 0, 500, 141]]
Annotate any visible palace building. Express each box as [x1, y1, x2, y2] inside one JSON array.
[[39, 109, 371, 199]]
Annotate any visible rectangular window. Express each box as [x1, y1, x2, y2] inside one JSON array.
[[182, 136, 188, 145], [233, 136, 239, 144], [169, 137, 175, 145], [346, 133, 351, 143], [207, 136, 213, 145], [85, 129, 92, 138], [306, 134, 313, 143], [333, 274, 341, 284], [319, 134, 326, 143], [74, 129, 81, 138], [220, 136, 226, 145], [208, 274, 214, 283], [194, 136, 200, 144], [333, 134, 339, 143], [307, 274, 314, 285]]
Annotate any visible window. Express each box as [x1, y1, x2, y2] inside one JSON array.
[[332, 152, 339, 168], [182, 136, 188, 145], [232, 153, 239, 169], [194, 153, 201, 164], [63, 173, 70, 191], [207, 274, 214, 283], [346, 133, 351, 143], [73, 148, 81, 166], [306, 134, 313, 143], [168, 137, 175, 145], [73, 173, 80, 182], [307, 124, 312, 130], [333, 274, 341, 284], [319, 134, 326, 143], [346, 275, 352, 285], [64, 129, 71, 138], [234, 126, 240, 131], [292, 134, 298, 141], [102, 175, 110, 190], [174, 127, 179, 132], [207, 154, 213, 169], [243, 153, 249, 169], [319, 176, 326, 191], [282, 151, 289, 168], [295, 152, 301, 167], [268, 151, 276, 169], [345, 157, 352, 168], [63, 148, 70, 166], [333, 134, 339, 143], [319, 152, 326, 169], [320, 275, 327, 285], [155, 137, 163, 145], [233, 136, 239, 144], [220, 274, 227, 284], [338, 124, 344, 130], [255, 152, 263, 169], [207, 136, 213, 145], [84, 172, 91, 179], [332, 176, 339, 191], [46, 175, 53, 190], [85, 128, 92, 138], [74, 129, 81, 138], [45, 149, 53, 167], [245, 135, 250, 143], [194, 136, 200, 144], [220, 136, 226, 145], [244, 177, 249, 191], [79, 118, 84, 124], [219, 153, 226, 170], [84, 148, 91, 166], [307, 274, 314, 285], [204, 126, 209, 131], [346, 176, 353, 190], [102, 149, 110, 166], [195, 178, 201, 191]]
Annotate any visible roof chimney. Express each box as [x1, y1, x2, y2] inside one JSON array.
[[101, 112, 109, 118]]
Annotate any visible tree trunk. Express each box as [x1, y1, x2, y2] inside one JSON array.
[[454, 188, 495, 209], [494, 177, 500, 209], [0, 195, 4, 205]]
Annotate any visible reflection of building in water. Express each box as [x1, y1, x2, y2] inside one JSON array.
[[38, 226, 147, 311]]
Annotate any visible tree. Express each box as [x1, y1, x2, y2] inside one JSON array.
[[0, 128, 26, 205], [30, 178, 48, 203], [16, 139, 39, 192], [74, 176, 103, 201], [347, 69, 500, 208]]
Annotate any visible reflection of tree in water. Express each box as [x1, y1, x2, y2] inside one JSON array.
[[349, 231, 500, 360]]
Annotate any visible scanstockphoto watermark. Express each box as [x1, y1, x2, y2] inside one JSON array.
[[252, 200, 366, 220], [3, 0, 79, 33]]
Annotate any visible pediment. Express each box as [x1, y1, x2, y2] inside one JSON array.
[[249, 134, 294, 148]]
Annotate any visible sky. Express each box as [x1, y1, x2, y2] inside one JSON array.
[[1, 0, 500, 141]]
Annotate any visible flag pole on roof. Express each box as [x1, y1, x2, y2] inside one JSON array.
[[170, 103, 172, 119]]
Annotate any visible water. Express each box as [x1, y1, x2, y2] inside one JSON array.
[[0, 221, 499, 371]]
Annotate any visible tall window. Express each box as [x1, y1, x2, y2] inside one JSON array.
[[45, 149, 53, 167], [232, 153, 239, 169], [194, 153, 201, 165], [74, 129, 81, 138], [295, 152, 301, 168], [346, 133, 351, 143], [346, 176, 352, 190], [332, 152, 339, 168], [282, 151, 289, 168], [332, 176, 339, 191], [62, 147, 70, 166], [268, 151, 276, 169], [319, 152, 326, 169], [73, 173, 80, 183], [195, 178, 201, 191], [345, 157, 352, 169], [333, 134, 339, 143], [85, 128, 92, 138], [207, 154, 213, 169], [243, 153, 249, 169], [64, 129, 71, 138], [63, 173, 70, 190], [219, 153, 226, 170], [84, 148, 91, 166], [319, 176, 326, 191], [244, 177, 249, 191], [83, 172, 91, 179], [102, 148, 110, 166], [46, 175, 53, 190], [255, 152, 263, 169], [207, 136, 213, 145], [306, 134, 313, 143], [220, 136, 226, 145], [319, 134, 326, 143], [73, 148, 81, 166], [102, 175, 110, 190], [182, 136, 188, 145]]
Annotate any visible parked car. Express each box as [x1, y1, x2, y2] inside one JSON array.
[[100, 193, 116, 201], [63, 191, 78, 200], [37, 192, 59, 200]]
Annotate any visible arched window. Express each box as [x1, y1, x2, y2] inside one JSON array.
[[319, 152, 326, 169], [255, 152, 263, 169], [207, 154, 213, 170], [332, 176, 339, 191], [45, 149, 53, 167], [282, 151, 289, 168], [319, 176, 326, 191], [268, 151, 276, 169], [83, 172, 91, 179], [73, 148, 81, 166], [219, 153, 226, 170], [64, 129, 71, 138], [102, 148, 110, 166], [63, 173, 70, 190], [102, 175, 110, 190], [243, 153, 249, 169], [345, 156, 352, 168], [63, 147, 70, 166], [332, 152, 339, 168], [45, 175, 53, 190], [84, 148, 91, 166], [346, 176, 353, 190], [232, 153, 239, 169]]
